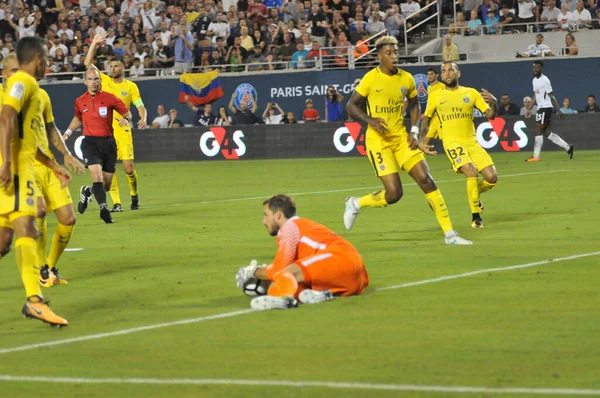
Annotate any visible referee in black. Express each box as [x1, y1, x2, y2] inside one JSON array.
[[63, 68, 132, 223]]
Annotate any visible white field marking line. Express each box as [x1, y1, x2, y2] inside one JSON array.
[[64, 248, 84, 252], [143, 169, 566, 210], [1, 249, 598, 356], [1, 376, 600, 396]]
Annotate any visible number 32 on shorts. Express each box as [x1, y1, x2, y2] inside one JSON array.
[[446, 146, 465, 160]]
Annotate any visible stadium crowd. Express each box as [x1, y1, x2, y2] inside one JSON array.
[[0, 0, 597, 80]]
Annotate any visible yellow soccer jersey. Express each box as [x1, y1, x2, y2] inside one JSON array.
[[425, 86, 489, 142], [33, 88, 55, 166], [425, 82, 443, 139], [100, 72, 142, 121], [1, 71, 44, 174], [355, 67, 417, 140], [0, 83, 4, 109]]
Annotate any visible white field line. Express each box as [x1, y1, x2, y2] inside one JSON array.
[[1, 249, 598, 356], [143, 170, 566, 210], [1, 375, 600, 396]]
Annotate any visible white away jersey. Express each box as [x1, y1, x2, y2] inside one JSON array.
[[533, 74, 553, 109]]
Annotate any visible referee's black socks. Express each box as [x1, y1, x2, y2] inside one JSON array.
[[92, 182, 107, 208]]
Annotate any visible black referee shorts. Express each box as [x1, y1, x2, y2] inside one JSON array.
[[81, 136, 117, 173]]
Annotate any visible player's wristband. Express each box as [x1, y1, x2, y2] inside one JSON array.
[[410, 126, 419, 140], [65, 129, 73, 137]]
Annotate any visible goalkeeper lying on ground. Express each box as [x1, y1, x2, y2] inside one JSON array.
[[236, 194, 369, 310]]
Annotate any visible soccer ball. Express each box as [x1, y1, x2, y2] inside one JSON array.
[[242, 278, 271, 297]]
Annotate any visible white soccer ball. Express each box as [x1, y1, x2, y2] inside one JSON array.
[[242, 278, 271, 297]]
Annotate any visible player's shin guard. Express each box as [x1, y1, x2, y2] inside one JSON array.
[[36, 216, 48, 266], [268, 272, 299, 297], [48, 224, 74, 268], [467, 178, 481, 214], [92, 182, 107, 207], [547, 132, 570, 151], [109, 174, 122, 205], [478, 179, 496, 194], [425, 189, 453, 234], [357, 190, 388, 208], [533, 135, 543, 159], [126, 170, 138, 197], [16, 237, 42, 298]]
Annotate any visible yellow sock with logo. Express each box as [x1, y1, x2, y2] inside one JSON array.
[[109, 173, 122, 205], [48, 223, 75, 268], [357, 190, 388, 208], [16, 237, 41, 298], [425, 189, 453, 234], [478, 179, 496, 194], [467, 178, 481, 214], [36, 216, 48, 266], [126, 170, 138, 196]]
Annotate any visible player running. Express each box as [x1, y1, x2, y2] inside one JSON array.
[[344, 36, 471, 245], [236, 195, 369, 310], [84, 31, 147, 212], [526, 61, 574, 162], [421, 61, 499, 228]]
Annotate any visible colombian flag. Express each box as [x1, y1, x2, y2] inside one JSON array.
[[179, 70, 224, 105]]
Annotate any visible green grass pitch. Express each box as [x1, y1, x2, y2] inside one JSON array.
[[0, 151, 599, 398]]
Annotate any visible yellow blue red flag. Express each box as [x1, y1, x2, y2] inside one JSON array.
[[179, 70, 224, 105]]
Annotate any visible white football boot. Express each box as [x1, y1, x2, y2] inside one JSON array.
[[343, 197, 360, 230], [250, 296, 298, 310], [298, 289, 334, 304], [444, 231, 473, 245]]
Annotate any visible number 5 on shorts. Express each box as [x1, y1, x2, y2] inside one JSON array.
[[26, 181, 35, 196]]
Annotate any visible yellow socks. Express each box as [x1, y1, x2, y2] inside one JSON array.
[[109, 173, 122, 205], [478, 179, 496, 194], [15, 237, 41, 298], [357, 190, 389, 208], [36, 216, 48, 266], [126, 171, 138, 197], [267, 272, 299, 297], [467, 177, 481, 214], [425, 189, 453, 234], [48, 223, 75, 268]]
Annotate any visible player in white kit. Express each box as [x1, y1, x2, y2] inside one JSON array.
[[526, 61, 574, 162]]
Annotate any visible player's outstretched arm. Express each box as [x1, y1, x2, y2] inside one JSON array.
[[85, 31, 108, 69], [407, 96, 421, 149], [346, 91, 387, 133], [480, 89, 498, 119], [47, 121, 85, 175]]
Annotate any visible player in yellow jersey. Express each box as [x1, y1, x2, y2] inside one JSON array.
[[345, 36, 471, 245], [421, 61, 499, 228], [81, 31, 147, 212], [0, 37, 71, 327], [423, 67, 454, 173], [2, 55, 84, 287]]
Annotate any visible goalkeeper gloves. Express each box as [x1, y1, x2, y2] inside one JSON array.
[[235, 259, 258, 290]]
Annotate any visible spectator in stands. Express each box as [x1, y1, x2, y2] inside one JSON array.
[[441, 34, 459, 61], [325, 86, 344, 122], [324, 0, 350, 23], [130, 57, 144, 77], [563, 0, 578, 11], [173, 24, 194, 73], [366, 12, 385, 34], [144, 56, 159, 76], [400, 0, 422, 34], [263, 102, 285, 124], [229, 93, 263, 124], [185, 98, 217, 127], [306, 40, 328, 67], [517, 34, 554, 57], [247, 0, 268, 26], [485, 9, 500, 34], [168, 109, 185, 128], [278, 32, 296, 63], [540, 0, 560, 31], [216, 106, 233, 126], [573, 1, 593, 28], [520, 96, 538, 118], [557, 3, 577, 31], [583, 95, 598, 112], [594, 9, 600, 30], [155, 38, 175, 69], [151, 105, 171, 128], [282, 111, 298, 124], [207, 12, 230, 42], [307, 3, 328, 46], [498, 94, 520, 115], [564, 33, 578, 56], [332, 31, 352, 67], [560, 98, 578, 114], [248, 45, 267, 71], [517, 0, 539, 31], [498, 6, 518, 33], [467, 10, 483, 35], [303, 99, 320, 122], [226, 46, 244, 72], [480, 0, 498, 25], [384, 5, 406, 40], [291, 41, 309, 68], [459, 0, 481, 21], [448, 12, 467, 36]]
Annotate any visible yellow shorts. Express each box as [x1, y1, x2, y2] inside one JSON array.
[[444, 140, 494, 173], [366, 134, 426, 177], [34, 164, 73, 212], [0, 168, 37, 224], [426, 114, 441, 139], [113, 125, 134, 160]]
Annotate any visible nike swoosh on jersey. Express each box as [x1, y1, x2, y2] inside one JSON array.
[[376, 89, 384, 92], [441, 101, 448, 104]]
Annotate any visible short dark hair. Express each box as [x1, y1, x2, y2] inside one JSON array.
[[533, 60, 544, 68], [263, 195, 296, 218], [16, 37, 47, 65], [427, 67, 437, 74], [589, 94, 596, 99], [110, 57, 125, 65], [502, 93, 509, 97]]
